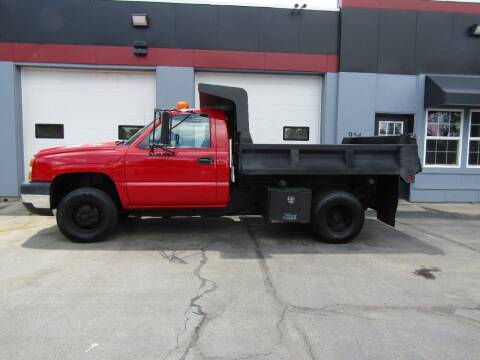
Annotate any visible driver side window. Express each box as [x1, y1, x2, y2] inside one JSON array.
[[170, 114, 211, 148], [141, 114, 211, 149]]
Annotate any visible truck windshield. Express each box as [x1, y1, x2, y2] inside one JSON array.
[[124, 121, 153, 145]]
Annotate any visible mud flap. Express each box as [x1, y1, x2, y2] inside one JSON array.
[[375, 176, 399, 227]]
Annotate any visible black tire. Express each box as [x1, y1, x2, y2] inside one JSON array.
[[311, 191, 365, 244], [56, 187, 118, 243]]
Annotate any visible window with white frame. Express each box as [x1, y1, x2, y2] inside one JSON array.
[[425, 110, 463, 166], [469, 111, 480, 167], [378, 121, 404, 136]]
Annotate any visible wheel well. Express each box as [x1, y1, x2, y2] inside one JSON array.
[[51, 173, 122, 210]]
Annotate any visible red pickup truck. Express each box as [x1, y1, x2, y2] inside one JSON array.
[[21, 84, 421, 244]]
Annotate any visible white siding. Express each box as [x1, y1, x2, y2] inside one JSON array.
[[195, 72, 322, 144], [21, 67, 156, 178]]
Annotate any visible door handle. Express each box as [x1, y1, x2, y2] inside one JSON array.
[[198, 157, 214, 165]]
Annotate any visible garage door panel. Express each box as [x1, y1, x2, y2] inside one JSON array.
[[195, 72, 322, 144], [21, 68, 156, 179]]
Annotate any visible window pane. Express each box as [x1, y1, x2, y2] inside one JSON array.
[[425, 139, 458, 165], [471, 125, 480, 138], [35, 124, 64, 139], [427, 123, 439, 137], [378, 121, 387, 135], [426, 140, 436, 151], [470, 140, 480, 153], [449, 122, 461, 137], [436, 152, 446, 164], [387, 122, 394, 135], [436, 140, 446, 151], [283, 127, 309, 141], [426, 151, 436, 164], [471, 112, 480, 126], [118, 125, 143, 140], [470, 152, 479, 165], [394, 122, 403, 135], [427, 112, 439, 124], [446, 152, 457, 165], [469, 140, 480, 166], [147, 114, 210, 148], [427, 110, 462, 138], [171, 115, 210, 148], [447, 140, 457, 152]]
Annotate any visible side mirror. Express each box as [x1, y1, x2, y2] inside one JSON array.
[[160, 111, 171, 146]]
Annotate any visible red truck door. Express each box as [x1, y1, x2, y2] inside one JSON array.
[[125, 113, 218, 207]]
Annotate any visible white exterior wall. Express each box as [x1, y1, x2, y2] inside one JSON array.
[[195, 72, 323, 144], [21, 67, 156, 178]]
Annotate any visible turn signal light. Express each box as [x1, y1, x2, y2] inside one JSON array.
[[176, 101, 189, 110], [28, 157, 36, 181]]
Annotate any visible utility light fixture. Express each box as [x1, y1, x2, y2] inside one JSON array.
[[291, 3, 307, 15], [131, 14, 149, 27], [469, 24, 480, 36]]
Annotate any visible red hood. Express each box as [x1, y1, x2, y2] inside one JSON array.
[[36, 141, 118, 157]]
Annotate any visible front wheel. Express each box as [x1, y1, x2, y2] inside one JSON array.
[[56, 187, 118, 243], [311, 191, 365, 244]]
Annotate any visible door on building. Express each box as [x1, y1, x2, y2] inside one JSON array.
[[375, 113, 415, 200], [21, 67, 156, 179], [195, 72, 322, 144]]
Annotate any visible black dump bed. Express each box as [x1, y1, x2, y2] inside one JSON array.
[[198, 83, 422, 182], [239, 136, 421, 182]]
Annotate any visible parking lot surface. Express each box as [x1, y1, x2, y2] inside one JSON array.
[[1, 202, 479, 360]]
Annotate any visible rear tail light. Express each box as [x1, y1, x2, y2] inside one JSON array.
[[406, 175, 415, 183]]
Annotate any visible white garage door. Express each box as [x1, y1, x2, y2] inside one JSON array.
[[21, 67, 156, 178], [195, 72, 322, 144]]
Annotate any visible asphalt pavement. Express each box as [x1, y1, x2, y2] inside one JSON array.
[[0, 201, 479, 359]]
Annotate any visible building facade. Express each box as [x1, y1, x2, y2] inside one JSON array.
[[1, 0, 479, 202]]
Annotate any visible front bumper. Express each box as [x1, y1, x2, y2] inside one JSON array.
[[20, 182, 53, 216]]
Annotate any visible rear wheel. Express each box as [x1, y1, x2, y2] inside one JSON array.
[[56, 187, 118, 243], [311, 191, 365, 244]]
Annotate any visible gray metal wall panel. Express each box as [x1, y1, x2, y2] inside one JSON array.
[[340, 9, 379, 73], [414, 174, 480, 190], [414, 12, 455, 74], [0, 62, 22, 197], [156, 66, 194, 109], [259, 8, 302, 53], [410, 188, 480, 202], [300, 10, 339, 54], [376, 74, 419, 113], [451, 13, 480, 75], [377, 10, 417, 74], [217, 6, 261, 51], [174, 4, 218, 49], [321, 73, 339, 144], [336, 72, 377, 142], [340, 8, 480, 75], [0, 0, 339, 55]]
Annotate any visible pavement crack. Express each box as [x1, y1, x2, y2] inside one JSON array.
[[159, 250, 189, 264], [163, 246, 218, 360], [293, 324, 316, 360], [245, 222, 287, 347]]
